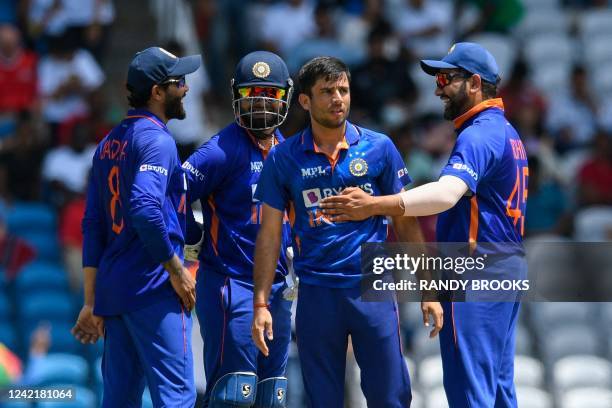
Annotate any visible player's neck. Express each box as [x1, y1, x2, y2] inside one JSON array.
[[311, 120, 346, 153], [146, 105, 169, 124]]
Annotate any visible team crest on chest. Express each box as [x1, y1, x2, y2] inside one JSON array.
[[349, 158, 368, 177], [252, 62, 271, 78]]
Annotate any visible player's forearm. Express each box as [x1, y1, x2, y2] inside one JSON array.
[[83, 267, 97, 307], [162, 254, 185, 277], [398, 177, 468, 216], [253, 231, 281, 305]]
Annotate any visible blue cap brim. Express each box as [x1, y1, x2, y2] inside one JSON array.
[[420, 59, 460, 76], [169, 54, 201, 77]]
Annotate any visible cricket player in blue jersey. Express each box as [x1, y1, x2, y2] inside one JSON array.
[[71, 46, 200, 407], [320, 43, 529, 407], [251, 56, 443, 408], [182, 51, 293, 407]]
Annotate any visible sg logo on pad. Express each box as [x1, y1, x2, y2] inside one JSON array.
[[302, 188, 322, 208]]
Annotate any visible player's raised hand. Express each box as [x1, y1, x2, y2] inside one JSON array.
[[421, 301, 443, 338], [320, 187, 375, 221], [71, 304, 104, 344], [252, 307, 273, 357], [169, 267, 196, 310]]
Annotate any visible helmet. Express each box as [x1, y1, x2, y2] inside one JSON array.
[[231, 51, 293, 131]]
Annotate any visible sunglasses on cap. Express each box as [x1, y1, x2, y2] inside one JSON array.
[[238, 86, 286, 99], [435, 71, 471, 88], [159, 77, 186, 88]]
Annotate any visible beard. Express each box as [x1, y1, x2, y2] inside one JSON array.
[[164, 93, 186, 120], [443, 81, 469, 121]]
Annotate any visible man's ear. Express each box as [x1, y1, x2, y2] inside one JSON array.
[[298, 93, 310, 111], [469, 74, 482, 95], [151, 84, 165, 102]]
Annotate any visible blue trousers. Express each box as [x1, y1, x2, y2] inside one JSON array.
[[101, 294, 195, 407], [197, 268, 292, 407], [440, 301, 520, 408], [295, 283, 411, 408]]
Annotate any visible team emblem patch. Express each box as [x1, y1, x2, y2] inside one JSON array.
[[349, 158, 368, 177], [241, 384, 252, 398], [277, 388, 285, 401], [252, 62, 271, 78]]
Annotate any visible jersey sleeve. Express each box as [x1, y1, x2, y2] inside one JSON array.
[[439, 129, 495, 193], [82, 157, 106, 267], [129, 131, 176, 264], [182, 137, 226, 203], [377, 135, 412, 195], [254, 147, 289, 211]]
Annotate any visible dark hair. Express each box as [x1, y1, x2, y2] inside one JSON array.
[[481, 80, 498, 99], [297, 56, 351, 96], [126, 82, 172, 108]]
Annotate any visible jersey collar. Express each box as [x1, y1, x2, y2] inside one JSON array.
[[453, 98, 505, 130], [300, 120, 360, 152], [125, 109, 168, 130]]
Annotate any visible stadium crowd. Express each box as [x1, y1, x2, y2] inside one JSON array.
[[0, 0, 611, 407]]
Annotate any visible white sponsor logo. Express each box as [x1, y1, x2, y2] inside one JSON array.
[[452, 163, 478, 181], [140, 164, 168, 176], [251, 161, 264, 172], [397, 168, 408, 178], [302, 188, 322, 208], [251, 184, 259, 203], [301, 166, 327, 178], [182, 162, 204, 181]]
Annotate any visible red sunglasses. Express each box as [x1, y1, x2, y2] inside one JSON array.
[[238, 86, 286, 99], [435, 72, 470, 88]]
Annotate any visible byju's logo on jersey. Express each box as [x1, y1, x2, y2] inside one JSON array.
[[139, 164, 168, 176], [452, 163, 478, 181], [301, 166, 327, 178], [349, 158, 368, 177], [397, 167, 408, 178], [302, 188, 322, 208], [182, 161, 204, 181]]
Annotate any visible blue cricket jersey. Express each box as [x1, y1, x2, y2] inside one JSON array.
[[182, 122, 290, 281], [436, 99, 529, 244], [255, 121, 411, 288], [82, 109, 187, 316]]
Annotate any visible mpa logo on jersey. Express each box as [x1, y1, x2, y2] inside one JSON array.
[[139, 164, 168, 176], [452, 163, 478, 181], [349, 158, 368, 177], [301, 166, 327, 178], [302, 188, 322, 208]]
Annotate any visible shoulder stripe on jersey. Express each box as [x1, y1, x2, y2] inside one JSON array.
[[469, 196, 479, 254], [125, 115, 164, 129]]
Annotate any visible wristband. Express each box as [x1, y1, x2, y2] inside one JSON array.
[[254, 303, 270, 309]]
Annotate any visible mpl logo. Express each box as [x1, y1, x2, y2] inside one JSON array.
[[302, 188, 322, 208], [251, 161, 264, 172], [452, 163, 478, 181], [301, 166, 327, 178]]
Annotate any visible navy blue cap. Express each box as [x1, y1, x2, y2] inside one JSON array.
[[127, 46, 201, 95], [233, 51, 292, 89], [420, 42, 500, 84]]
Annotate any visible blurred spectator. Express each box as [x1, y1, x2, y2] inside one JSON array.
[[389, 122, 435, 184], [351, 24, 418, 127], [258, 0, 315, 56], [456, 0, 524, 38], [0, 343, 23, 385], [38, 32, 104, 142], [164, 39, 212, 161], [577, 130, 612, 207], [337, 0, 384, 61], [41, 118, 95, 208], [0, 205, 36, 281], [0, 24, 38, 114], [546, 65, 599, 151], [28, 0, 115, 60], [19, 323, 51, 386], [388, 0, 453, 60], [499, 59, 546, 128], [525, 156, 570, 237], [0, 111, 47, 201], [58, 196, 84, 292], [286, 4, 361, 74]]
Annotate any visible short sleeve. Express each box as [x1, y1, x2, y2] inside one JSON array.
[[377, 136, 412, 195], [182, 137, 226, 203], [254, 147, 289, 211], [440, 130, 495, 193]]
